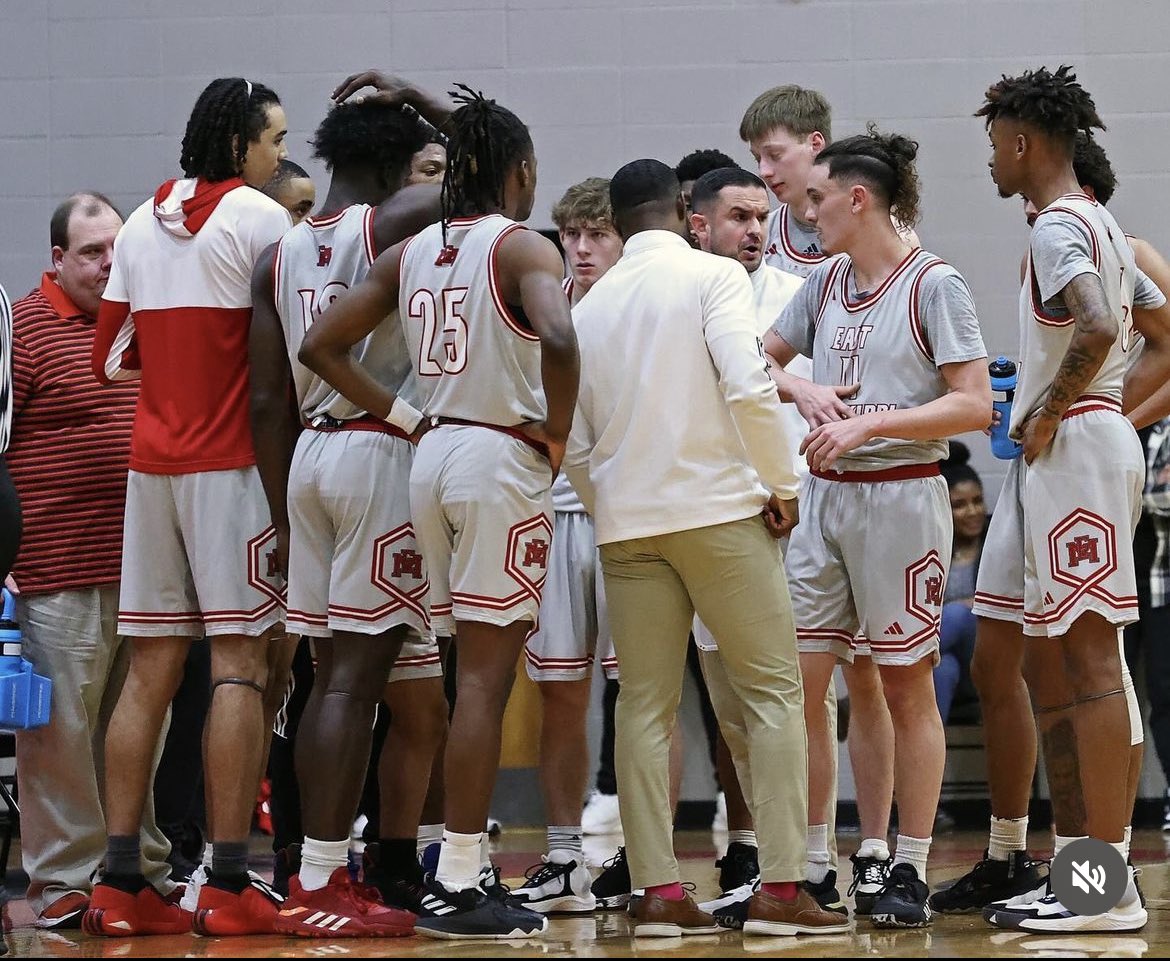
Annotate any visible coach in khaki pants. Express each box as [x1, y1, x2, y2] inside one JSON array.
[[564, 160, 848, 939]]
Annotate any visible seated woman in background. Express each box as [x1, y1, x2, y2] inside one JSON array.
[[935, 442, 988, 723]]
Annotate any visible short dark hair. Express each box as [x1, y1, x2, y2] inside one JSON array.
[[609, 159, 679, 219], [816, 125, 921, 228], [181, 77, 282, 181], [689, 168, 768, 215], [976, 65, 1104, 156], [1073, 132, 1117, 205], [675, 149, 739, 184], [50, 192, 122, 250], [312, 101, 427, 188]]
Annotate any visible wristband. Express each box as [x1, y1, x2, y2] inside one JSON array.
[[384, 397, 424, 434]]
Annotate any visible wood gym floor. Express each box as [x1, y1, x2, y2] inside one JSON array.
[[2, 827, 1166, 958]]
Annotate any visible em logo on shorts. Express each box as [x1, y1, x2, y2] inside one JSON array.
[[506, 514, 553, 603], [373, 523, 430, 623], [1048, 509, 1117, 591]]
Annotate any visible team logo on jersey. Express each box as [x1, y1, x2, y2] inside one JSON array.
[[765, 243, 778, 257], [505, 514, 554, 602], [247, 527, 287, 605], [372, 523, 430, 624], [1049, 509, 1117, 589], [317, 245, 332, 267], [435, 245, 458, 267]]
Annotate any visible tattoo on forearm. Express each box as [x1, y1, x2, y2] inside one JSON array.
[[1044, 275, 1115, 414], [1039, 716, 1086, 836]]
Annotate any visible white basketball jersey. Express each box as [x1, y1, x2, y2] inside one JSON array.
[[1013, 193, 1136, 435], [764, 204, 826, 278], [398, 214, 545, 425], [808, 248, 979, 469], [274, 205, 417, 422]]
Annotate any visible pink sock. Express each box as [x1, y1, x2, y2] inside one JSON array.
[[761, 881, 798, 902], [646, 881, 685, 901]]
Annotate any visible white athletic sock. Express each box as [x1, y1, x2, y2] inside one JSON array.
[[988, 815, 1028, 861], [300, 836, 349, 892], [893, 834, 931, 884], [857, 836, 891, 862], [547, 825, 583, 862], [806, 824, 830, 884], [417, 823, 444, 858], [201, 843, 214, 869], [1111, 840, 1128, 866], [727, 830, 757, 849], [1054, 834, 1085, 857], [436, 831, 483, 892]]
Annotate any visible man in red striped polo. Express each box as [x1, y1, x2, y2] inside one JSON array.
[[7, 193, 176, 929]]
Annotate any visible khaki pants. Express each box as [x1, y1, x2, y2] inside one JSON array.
[[601, 515, 807, 888], [16, 587, 173, 916]]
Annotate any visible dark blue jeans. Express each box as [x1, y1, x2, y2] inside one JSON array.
[[934, 602, 977, 723]]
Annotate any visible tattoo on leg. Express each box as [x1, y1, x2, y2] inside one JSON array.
[[1040, 715, 1086, 836]]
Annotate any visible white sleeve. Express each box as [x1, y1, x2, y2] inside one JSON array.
[[702, 263, 800, 499]]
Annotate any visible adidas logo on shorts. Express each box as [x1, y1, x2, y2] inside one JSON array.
[[883, 621, 903, 636]]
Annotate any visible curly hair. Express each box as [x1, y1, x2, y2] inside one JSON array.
[[1072, 132, 1117, 204], [975, 65, 1104, 154], [439, 84, 532, 230], [180, 77, 281, 182], [312, 100, 428, 189], [815, 124, 921, 229], [675, 149, 739, 184]]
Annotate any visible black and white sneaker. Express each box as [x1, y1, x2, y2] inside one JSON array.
[[478, 865, 525, 909], [591, 847, 632, 910], [715, 842, 760, 893], [511, 857, 596, 913], [416, 876, 548, 940], [848, 852, 891, 915], [698, 878, 758, 929], [870, 863, 932, 928], [929, 849, 1047, 914], [804, 870, 849, 916]]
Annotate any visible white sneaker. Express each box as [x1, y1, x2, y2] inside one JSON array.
[[984, 877, 1050, 926], [511, 855, 596, 913], [180, 864, 206, 913], [581, 792, 622, 835], [712, 792, 727, 833], [1015, 870, 1147, 933]]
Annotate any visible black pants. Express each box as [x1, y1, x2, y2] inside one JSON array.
[[0, 458, 21, 584]]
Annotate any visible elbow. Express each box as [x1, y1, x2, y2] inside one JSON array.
[[965, 388, 994, 433], [297, 338, 324, 375]]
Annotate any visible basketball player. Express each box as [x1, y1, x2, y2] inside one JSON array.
[[262, 159, 316, 224], [87, 77, 292, 937], [408, 140, 448, 187], [934, 130, 1170, 918], [740, 84, 896, 914], [762, 128, 992, 927], [511, 178, 620, 915], [249, 94, 458, 936], [300, 85, 578, 940]]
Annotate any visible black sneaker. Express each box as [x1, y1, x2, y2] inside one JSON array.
[[590, 847, 632, 910], [929, 849, 1047, 914], [415, 876, 548, 940], [848, 852, 891, 915], [271, 843, 301, 899], [803, 870, 848, 916], [715, 842, 760, 893], [479, 865, 525, 909], [871, 863, 932, 928], [362, 844, 428, 914]]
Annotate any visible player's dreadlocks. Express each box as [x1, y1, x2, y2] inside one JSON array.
[[180, 77, 281, 182], [976, 65, 1104, 155], [816, 124, 922, 229], [1073, 132, 1118, 205], [439, 84, 532, 238]]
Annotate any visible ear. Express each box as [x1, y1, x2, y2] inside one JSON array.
[[51, 245, 66, 272], [809, 130, 827, 153], [689, 211, 709, 243], [1015, 131, 1027, 160], [850, 184, 867, 215], [518, 158, 532, 190]]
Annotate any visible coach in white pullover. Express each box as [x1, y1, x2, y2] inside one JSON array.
[[564, 160, 845, 938]]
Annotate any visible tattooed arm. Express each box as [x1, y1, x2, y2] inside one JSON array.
[[1020, 272, 1117, 463]]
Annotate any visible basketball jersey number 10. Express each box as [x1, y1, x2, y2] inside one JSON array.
[[408, 287, 469, 376]]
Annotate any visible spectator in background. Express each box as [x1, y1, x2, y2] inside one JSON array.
[[8, 194, 175, 929], [934, 441, 987, 724], [261, 159, 316, 225]]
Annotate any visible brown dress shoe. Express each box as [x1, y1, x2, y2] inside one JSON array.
[[632, 892, 721, 937], [743, 887, 853, 936]]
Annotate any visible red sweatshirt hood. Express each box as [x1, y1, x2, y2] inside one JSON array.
[[153, 177, 246, 237]]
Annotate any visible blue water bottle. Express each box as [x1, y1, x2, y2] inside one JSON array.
[[0, 589, 52, 729], [989, 356, 1023, 460]]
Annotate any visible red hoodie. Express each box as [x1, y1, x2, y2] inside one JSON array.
[[93, 178, 292, 474]]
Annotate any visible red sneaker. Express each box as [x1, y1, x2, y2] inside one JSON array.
[[276, 867, 416, 938], [82, 881, 193, 936], [192, 876, 282, 935]]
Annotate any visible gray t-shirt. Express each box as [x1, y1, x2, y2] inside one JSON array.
[[773, 249, 987, 469]]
